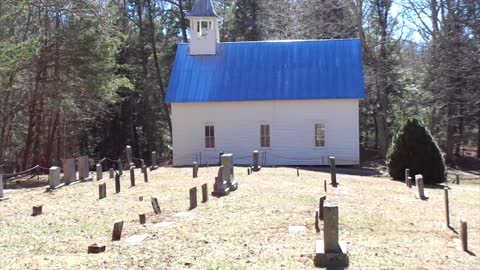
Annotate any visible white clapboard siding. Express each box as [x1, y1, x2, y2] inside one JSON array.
[[171, 99, 360, 166]]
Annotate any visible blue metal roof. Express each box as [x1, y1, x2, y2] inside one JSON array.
[[166, 39, 365, 103]]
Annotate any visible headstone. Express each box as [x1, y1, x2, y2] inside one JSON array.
[[141, 164, 146, 174], [112, 221, 123, 241], [247, 168, 251, 175], [151, 151, 158, 170], [193, 162, 198, 178], [139, 214, 146, 225], [314, 200, 348, 268], [109, 168, 114, 179], [118, 159, 123, 175], [252, 150, 261, 172], [140, 159, 145, 169], [99, 183, 106, 200], [221, 154, 238, 191], [78, 155, 92, 181], [315, 211, 320, 233], [151, 197, 161, 214], [415, 174, 428, 200], [63, 158, 76, 184], [114, 173, 121, 193], [319, 196, 326, 221], [201, 183, 208, 203], [32, 205, 43, 216], [88, 244, 106, 254], [461, 219, 468, 252], [324, 180, 327, 192], [96, 164, 103, 181], [143, 166, 148, 182], [444, 187, 450, 227], [455, 174, 460, 184], [139, 196, 143, 201], [212, 166, 230, 197], [405, 168, 410, 186], [130, 167, 135, 187], [329, 156, 337, 187], [48, 166, 61, 189], [126, 234, 150, 245], [189, 187, 197, 210], [297, 167, 300, 177], [407, 176, 412, 188], [126, 145, 134, 167]]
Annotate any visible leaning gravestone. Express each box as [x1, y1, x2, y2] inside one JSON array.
[[212, 166, 230, 197], [314, 199, 349, 268], [48, 166, 62, 190], [252, 150, 261, 172], [189, 187, 197, 210], [63, 158, 76, 185], [221, 154, 238, 191], [78, 156, 92, 181], [126, 145, 134, 167]]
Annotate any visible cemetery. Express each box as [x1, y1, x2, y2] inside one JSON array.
[[0, 153, 479, 269]]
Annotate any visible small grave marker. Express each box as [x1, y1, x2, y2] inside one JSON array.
[[118, 159, 123, 175], [193, 162, 198, 178], [319, 196, 326, 221], [139, 214, 146, 225], [151, 151, 158, 170], [324, 180, 327, 192], [297, 167, 299, 177], [114, 173, 121, 193], [96, 164, 103, 181], [415, 174, 428, 200], [329, 156, 337, 187], [201, 183, 208, 203], [252, 150, 261, 171], [32, 205, 43, 216], [461, 219, 468, 252], [109, 168, 114, 179], [130, 167, 135, 187], [112, 221, 123, 241], [456, 174, 460, 185], [88, 244, 106, 254], [143, 166, 148, 183], [0, 175, 7, 201], [99, 183, 107, 200], [189, 187, 198, 210], [151, 197, 161, 214], [407, 176, 412, 188], [405, 168, 410, 186], [139, 196, 143, 201], [247, 168, 251, 175], [126, 145, 134, 167], [315, 211, 320, 233]]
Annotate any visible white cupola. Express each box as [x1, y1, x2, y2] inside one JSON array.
[[186, 0, 219, 55]]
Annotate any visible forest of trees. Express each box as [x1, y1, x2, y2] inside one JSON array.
[[0, 0, 478, 171]]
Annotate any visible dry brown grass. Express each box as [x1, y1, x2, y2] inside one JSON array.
[[0, 167, 479, 270]]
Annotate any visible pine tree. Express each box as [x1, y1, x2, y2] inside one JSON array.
[[387, 119, 446, 184]]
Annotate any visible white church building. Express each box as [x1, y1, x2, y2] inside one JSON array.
[[166, 0, 365, 166]]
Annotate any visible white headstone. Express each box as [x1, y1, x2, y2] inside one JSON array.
[[48, 166, 61, 189]]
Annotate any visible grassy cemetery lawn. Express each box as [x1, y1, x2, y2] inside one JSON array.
[[1, 167, 479, 269]]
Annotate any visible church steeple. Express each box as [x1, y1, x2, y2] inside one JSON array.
[[186, 0, 219, 55]]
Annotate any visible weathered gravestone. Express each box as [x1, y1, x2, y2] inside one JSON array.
[[115, 173, 121, 193], [151, 151, 158, 170], [139, 213, 146, 225], [319, 196, 327, 221], [151, 197, 161, 214], [112, 221, 123, 241], [212, 166, 230, 197], [117, 159, 123, 176], [88, 244, 106, 254], [329, 156, 337, 187], [222, 154, 238, 191], [48, 166, 62, 190], [314, 200, 349, 268], [32, 205, 43, 216], [62, 158, 76, 185], [126, 145, 134, 167], [252, 150, 261, 172], [405, 168, 410, 187], [415, 174, 428, 200], [201, 183, 208, 203], [0, 175, 8, 201], [78, 156, 92, 181], [96, 164, 103, 181], [130, 167, 135, 187], [189, 187, 197, 210], [109, 168, 114, 179], [193, 162, 198, 178], [143, 166, 148, 183], [99, 183, 107, 199]]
